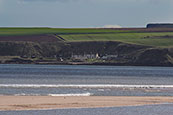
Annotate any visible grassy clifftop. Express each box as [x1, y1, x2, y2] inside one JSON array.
[[0, 27, 173, 66], [1, 27, 173, 47]]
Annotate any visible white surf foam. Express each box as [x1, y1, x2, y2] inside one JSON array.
[[0, 84, 173, 89], [9, 93, 92, 96], [48, 92, 92, 96], [14, 93, 41, 96]]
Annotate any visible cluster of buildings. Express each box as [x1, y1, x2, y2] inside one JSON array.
[[71, 53, 118, 61]]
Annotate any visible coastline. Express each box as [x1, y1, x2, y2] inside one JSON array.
[[1, 96, 173, 111], [1, 62, 173, 67]]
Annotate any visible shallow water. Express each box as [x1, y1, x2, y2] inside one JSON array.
[[1, 104, 173, 115], [0, 64, 173, 96]]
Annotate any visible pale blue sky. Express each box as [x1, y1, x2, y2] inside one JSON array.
[[0, 0, 172, 28]]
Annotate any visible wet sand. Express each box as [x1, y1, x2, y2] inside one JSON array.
[[0, 96, 173, 111]]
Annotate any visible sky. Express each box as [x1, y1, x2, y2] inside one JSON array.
[[0, 0, 172, 28]]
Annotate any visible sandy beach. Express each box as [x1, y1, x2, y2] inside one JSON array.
[[0, 96, 173, 111]]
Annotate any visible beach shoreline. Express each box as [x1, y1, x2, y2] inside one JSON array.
[[0, 96, 173, 111]]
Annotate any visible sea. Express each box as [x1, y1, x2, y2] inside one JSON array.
[[0, 64, 173, 96], [1, 104, 173, 115]]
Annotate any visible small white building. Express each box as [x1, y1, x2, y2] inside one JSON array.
[[71, 53, 100, 60]]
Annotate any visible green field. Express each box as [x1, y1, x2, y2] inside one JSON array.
[[0, 28, 125, 36], [60, 32, 173, 47], [1, 28, 173, 47]]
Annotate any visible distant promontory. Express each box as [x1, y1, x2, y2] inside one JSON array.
[[0, 26, 173, 66]]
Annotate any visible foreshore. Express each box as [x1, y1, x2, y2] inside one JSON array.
[[0, 96, 173, 111]]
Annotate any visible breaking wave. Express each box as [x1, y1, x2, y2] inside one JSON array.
[[0, 93, 92, 96], [48, 92, 92, 96]]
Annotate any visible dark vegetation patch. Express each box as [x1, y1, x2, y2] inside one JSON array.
[[0, 35, 60, 42], [0, 41, 64, 57], [143, 35, 173, 39]]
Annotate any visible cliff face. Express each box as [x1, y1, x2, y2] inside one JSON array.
[[0, 42, 63, 57], [61, 42, 173, 66], [59, 41, 149, 57], [0, 41, 172, 66], [131, 48, 173, 66]]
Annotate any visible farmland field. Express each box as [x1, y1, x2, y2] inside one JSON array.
[[60, 32, 173, 47], [0, 28, 173, 47], [0, 28, 126, 36], [1, 27, 173, 36]]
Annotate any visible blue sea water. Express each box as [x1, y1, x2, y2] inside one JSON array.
[[0, 64, 173, 96], [1, 104, 173, 115]]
